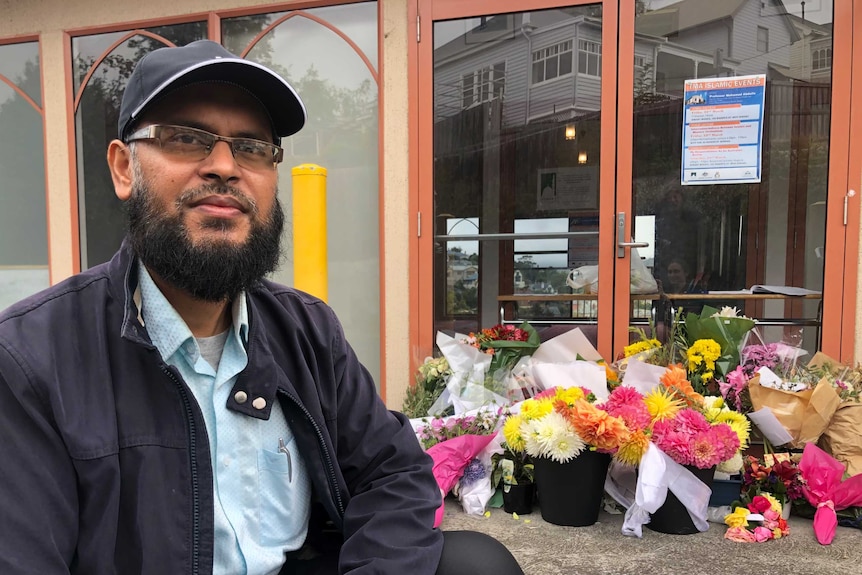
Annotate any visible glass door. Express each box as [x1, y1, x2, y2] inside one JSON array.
[[414, 0, 858, 364], [619, 0, 852, 360], [415, 0, 623, 360]]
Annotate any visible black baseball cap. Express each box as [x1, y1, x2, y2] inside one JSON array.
[[117, 40, 306, 142]]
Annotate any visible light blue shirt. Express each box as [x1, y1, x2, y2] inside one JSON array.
[[137, 263, 311, 575]]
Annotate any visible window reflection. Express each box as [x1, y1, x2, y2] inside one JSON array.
[[0, 41, 48, 310], [73, 23, 208, 269]]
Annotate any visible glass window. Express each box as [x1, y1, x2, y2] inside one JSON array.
[[578, 40, 601, 77], [433, 6, 603, 343], [462, 62, 505, 108], [0, 41, 48, 310], [532, 40, 573, 84], [72, 23, 208, 269], [632, 0, 832, 356], [222, 2, 381, 383], [757, 26, 769, 53]]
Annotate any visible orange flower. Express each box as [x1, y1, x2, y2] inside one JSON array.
[[660, 364, 704, 408], [557, 399, 630, 451]]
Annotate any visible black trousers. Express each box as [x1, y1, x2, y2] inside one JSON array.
[[280, 530, 524, 575]]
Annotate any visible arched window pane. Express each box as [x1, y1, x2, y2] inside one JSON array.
[[0, 41, 47, 310]]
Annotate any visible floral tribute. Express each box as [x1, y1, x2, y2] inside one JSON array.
[[740, 454, 806, 507], [596, 366, 748, 469], [416, 410, 503, 450], [462, 322, 540, 376], [724, 494, 790, 543], [402, 356, 452, 418], [502, 386, 630, 464]]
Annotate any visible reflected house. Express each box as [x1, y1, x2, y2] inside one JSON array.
[[432, 0, 832, 315], [447, 248, 478, 289]]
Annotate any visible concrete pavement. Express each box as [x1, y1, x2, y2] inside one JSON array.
[[440, 497, 862, 575]]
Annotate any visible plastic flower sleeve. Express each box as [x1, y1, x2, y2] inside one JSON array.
[[798, 443, 862, 545], [426, 433, 499, 528], [622, 443, 711, 538]]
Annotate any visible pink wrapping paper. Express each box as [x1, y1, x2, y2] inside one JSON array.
[[799, 443, 862, 544], [426, 434, 498, 527]]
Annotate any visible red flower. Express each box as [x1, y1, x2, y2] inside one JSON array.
[[748, 495, 772, 514]]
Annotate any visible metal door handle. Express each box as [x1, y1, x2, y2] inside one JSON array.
[[618, 241, 649, 248], [616, 212, 650, 257]]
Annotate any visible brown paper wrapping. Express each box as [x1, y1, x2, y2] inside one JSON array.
[[818, 402, 862, 476], [748, 374, 842, 449]]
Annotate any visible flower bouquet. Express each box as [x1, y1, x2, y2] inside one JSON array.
[[502, 386, 629, 526], [723, 493, 790, 543], [798, 442, 862, 545], [415, 409, 504, 526], [605, 366, 750, 536], [402, 356, 453, 418], [431, 322, 540, 416], [685, 306, 756, 383], [490, 444, 535, 515], [739, 454, 805, 514]]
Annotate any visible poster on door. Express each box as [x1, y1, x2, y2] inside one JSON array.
[[680, 74, 766, 186], [537, 166, 598, 211]]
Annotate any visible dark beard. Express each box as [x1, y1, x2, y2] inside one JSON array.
[[126, 181, 284, 302]]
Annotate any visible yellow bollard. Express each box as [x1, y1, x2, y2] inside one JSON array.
[[291, 164, 328, 302]]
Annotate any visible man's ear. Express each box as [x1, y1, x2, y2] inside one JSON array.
[[107, 139, 133, 201]]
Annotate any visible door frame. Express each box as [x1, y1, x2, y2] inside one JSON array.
[[409, 0, 860, 368], [410, 0, 622, 364]]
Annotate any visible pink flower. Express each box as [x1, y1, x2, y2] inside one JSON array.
[[762, 509, 779, 522], [533, 387, 558, 400], [691, 433, 718, 469], [724, 526, 756, 542], [674, 409, 711, 434], [706, 423, 741, 463], [753, 526, 773, 542], [600, 387, 651, 431]]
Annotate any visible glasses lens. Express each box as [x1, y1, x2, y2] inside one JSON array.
[[232, 139, 277, 169], [160, 126, 213, 159]]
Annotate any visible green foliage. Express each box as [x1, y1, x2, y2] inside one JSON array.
[[491, 446, 534, 488]]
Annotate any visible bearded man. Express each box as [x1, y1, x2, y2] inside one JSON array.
[[0, 40, 522, 575]]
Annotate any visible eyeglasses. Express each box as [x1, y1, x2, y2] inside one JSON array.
[[125, 124, 284, 170]]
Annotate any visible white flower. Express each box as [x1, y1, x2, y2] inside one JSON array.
[[714, 306, 740, 318], [522, 412, 585, 463], [717, 451, 744, 475]]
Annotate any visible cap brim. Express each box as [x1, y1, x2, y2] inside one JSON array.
[[129, 58, 306, 138]]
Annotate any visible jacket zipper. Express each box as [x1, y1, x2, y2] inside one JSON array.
[[162, 365, 201, 575], [280, 390, 345, 517]]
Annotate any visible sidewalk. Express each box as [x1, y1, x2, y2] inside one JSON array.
[[440, 498, 862, 575]]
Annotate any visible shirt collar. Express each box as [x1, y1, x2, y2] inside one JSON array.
[[136, 261, 249, 361]]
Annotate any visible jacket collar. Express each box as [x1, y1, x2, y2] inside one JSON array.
[[112, 238, 282, 420]]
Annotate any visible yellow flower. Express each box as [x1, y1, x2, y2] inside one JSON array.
[[772, 528, 783, 539], [714, 409, 751, 450], [615, 429, 649, 467], [624, 339, 661, 358], [520, 398, 552, 421], [761, 492, 782, 512], [503, 415, 526, 451], [644, 387, 682, 422], [686, 339, 721, 373], [555, 386, 584, 406], [724, 506, 750, 528]]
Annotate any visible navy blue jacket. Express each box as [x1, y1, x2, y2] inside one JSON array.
[[0, 242, 443, 574]]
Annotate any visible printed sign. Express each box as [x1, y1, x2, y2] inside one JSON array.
[[681, 74, 766, 185], [537, 166, 598, 211]]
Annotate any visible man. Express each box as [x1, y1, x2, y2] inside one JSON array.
[[0, 40, 522, 575]]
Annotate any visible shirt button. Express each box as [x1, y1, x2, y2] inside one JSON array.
[[252, 397, 266, 410], [223, 456, 231, 467], [234, 391, 248, 404]]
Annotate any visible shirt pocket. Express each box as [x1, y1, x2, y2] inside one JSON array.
[[257, 441, 310, 548]]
